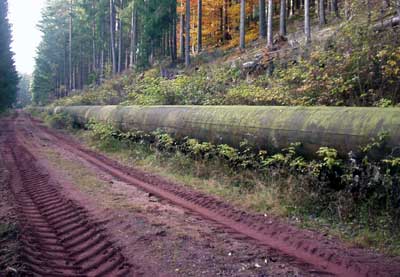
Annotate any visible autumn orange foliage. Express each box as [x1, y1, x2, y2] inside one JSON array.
[[177, 0, 262, 53]]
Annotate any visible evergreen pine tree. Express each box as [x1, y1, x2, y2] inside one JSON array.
[[0, 0, 19, 110]]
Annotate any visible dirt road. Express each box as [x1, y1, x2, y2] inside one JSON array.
[[1, 112, 400, 277]]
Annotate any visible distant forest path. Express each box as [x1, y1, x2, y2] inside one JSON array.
[[1, 111, 400, 277]]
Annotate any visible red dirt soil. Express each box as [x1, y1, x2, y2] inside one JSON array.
[[0, 117, 133, 276], [1, 111, 400, 277]]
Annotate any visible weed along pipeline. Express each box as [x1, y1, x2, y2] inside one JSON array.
[[50, 105, 400, 158]]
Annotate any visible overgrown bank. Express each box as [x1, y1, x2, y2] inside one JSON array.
[[39, 111, 400, 255], [48, 18, 400, 109]]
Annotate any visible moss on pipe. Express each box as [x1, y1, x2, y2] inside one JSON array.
[[51, 105, 400, 158]]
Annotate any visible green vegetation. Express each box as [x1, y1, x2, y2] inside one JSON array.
[[15, 74, 32, 108], [49, 105, 400, 160], [0, 0, 19, 111], [52, 19, 400, 108], [43, 111, 400, 255], [44, 112, 75, 130], [30, 0, 400, 257], [31, 0, 400, 108]]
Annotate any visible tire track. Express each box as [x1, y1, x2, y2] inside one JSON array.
[[30, 115, 400, 277], [1, 124, 132, 276]]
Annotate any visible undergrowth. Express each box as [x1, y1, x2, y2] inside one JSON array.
[[51, 16, 400, 108], [44, 112, 400, 255]]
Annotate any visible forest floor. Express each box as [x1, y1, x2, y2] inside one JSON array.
[[1, 111, 400, 277]]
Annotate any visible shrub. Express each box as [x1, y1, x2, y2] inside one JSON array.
[[45, 112, 74, 130], [83, 119, 400, 232]]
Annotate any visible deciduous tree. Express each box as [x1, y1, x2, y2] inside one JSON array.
[[240, 0, 246, 49], [267, 0, 273, 47], [305, 0, 311, 43], [280, 0, 287, 36], [259, 0, 266, 39]]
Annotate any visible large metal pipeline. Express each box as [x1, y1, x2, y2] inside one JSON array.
[[49, 105, 400, 158]]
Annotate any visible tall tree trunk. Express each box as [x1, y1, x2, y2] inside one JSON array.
[[117, 8, 122, 73], [166, 31, 170, 56], [397, 0, 400, 17], [69, 0, 73, 93], [239, 0, 246, 49], [171, 10, 177, 62], [72, 66, 76, 91], [296, 0, 300, 10], [290, 0, 295, 17], [319, 0, 326, 26], [63, 47, 67, 94], [219, 8, 224, 40], [344, 0, 350, 20], [314, 0, 318, 16], [100, 49, 104, 82], [180, 7, 185, 59], [267, 0, 273, 47], [92, 0, 96, 72], [130, 6, 137, 68], [305, 0, 311, 43], [223, 0, 229, 41], [109, 0, 116, 75], [332, 0, 339, 18], [197, 0, 202, 53], [259, 0, 266, 39], [125, 48, 129, 69], [280, 0, 287, 36], [185, 0, 190, 66]]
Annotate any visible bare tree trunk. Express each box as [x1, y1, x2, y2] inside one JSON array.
[[72, 66, 76, 91], [117, 4, 122, 73], [69, 0, 73, 92], [280, 0, 287, 36], [223, 0, 229, 40], [185, 0, 190, 66], [110, 0, 116, 75], [319, 0, 326, 26], [219, 7, 224, 40], [197, 0, 202, 53], [290, 0, 295, 17], [130, 6, 137, 68], [239, 0, 246, 49], [259, 0, 266, 39], [100, 49, 104, 82], [180, 6, 185, 59], [305, 0, 311, 43], [63, 48, 67, 94], [314, 0, 318, 16], [267, 0, 273, 47], [166, 31, 170, 56], [173, 18, 177, 62], [92, 0, 96, 72], [117, 0, 124, 73], [332, 0, 339, 18], [344, 0, 351, 20], [397, 0, 400, 17], [125, 48, 128, 69]]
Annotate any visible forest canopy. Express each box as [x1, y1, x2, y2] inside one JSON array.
[[31, 0, 400, 106]]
